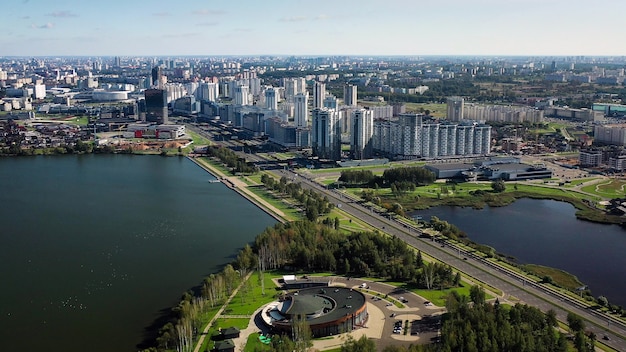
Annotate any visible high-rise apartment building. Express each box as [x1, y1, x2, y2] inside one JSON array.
[[313, 81, 326, 109], [350, 109, 374, 160], [265, 87, 278, 110], [343, 84, 357, 107], [323, 95, 338, 110], [312, 107, 341, 160], [447, 96, 464, 121], [294, 93, 308, 128], [283, 77, 307, 102], [198, 82, 219, 102], [372, 115, 490, 159], [234, 85, 250, 106]]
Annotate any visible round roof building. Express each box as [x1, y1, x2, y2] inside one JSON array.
[[262, 286, 368, 337]]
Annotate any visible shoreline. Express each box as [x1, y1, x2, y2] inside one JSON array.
[[186, 156, 287, 224]]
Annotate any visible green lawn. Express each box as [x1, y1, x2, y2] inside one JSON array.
[[403, 103, 447, 118], [565, 177, 600, 187], [523, 264, 584, 291], [223, 272, 282, 316], [185, 129, 211, 151], [581, 179, 626, 198], [412, 285, 488, 307], [245, 186, 302, 221]]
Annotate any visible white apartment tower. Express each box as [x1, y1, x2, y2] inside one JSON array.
[[234, 85, 250, 106], [313, 81, 326, 109], [350, 109, 374, 160], [198, 82, 219, 102], [283, 77, 307, 102], [323, 95, 338, 110], [447, 96, 464, 121], [344, 84, 357, 107], [312, 107, 341, 160], [265, 87, 278, 110], [294, 93, 309, 128]]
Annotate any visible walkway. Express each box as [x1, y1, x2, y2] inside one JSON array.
[[193, 272, 253, 352]]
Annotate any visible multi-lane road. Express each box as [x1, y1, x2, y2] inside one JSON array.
[[270, 167, 626, 351], [190, 124, 625, 350]]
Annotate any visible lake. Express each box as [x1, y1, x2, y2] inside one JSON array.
[[411, 198, 626, 307], [0, 155, 276, 351]]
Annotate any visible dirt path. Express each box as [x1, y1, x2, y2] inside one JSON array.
[[193, 272, 253, 352]]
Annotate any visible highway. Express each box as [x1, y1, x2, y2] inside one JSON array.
[[190, 123, 626, 350], [273, 167, 626, 351]]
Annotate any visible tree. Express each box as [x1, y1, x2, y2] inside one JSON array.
[[340, 335, 376, 352], [291, 314, 312, 352], [469, 285, 486, 306], [546, 309, 558, 327], [566, 312, 585, 333], [491, 179, 506, 193]]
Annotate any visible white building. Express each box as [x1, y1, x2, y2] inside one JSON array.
[[34, 84, 47, 99], [198, 82, 219, 102], [343, 84, 357, 107], [447, 96, 464, 121], [323, 95, 338, 110], [372, 114, 491, 159], [265, 87, 278, 110], [350, 109, 374, 159], [312, 107, 341, 160], [294, 93, 308, 128], [234, 85, 250, 106], [594, 124, 626, 146], [313, 81, 326, 109]]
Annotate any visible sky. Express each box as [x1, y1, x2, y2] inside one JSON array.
[[3, 0, 626, 57]]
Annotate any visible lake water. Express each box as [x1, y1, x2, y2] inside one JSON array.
[[0, 155, 276, 352], [411, 198, 626, 307]]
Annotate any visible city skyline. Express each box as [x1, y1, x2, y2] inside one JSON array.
[[3, 0, 626, 57]]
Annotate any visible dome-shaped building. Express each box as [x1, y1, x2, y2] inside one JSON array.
[[262, 286, 368, 337]]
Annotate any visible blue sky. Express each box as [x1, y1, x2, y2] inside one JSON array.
[[3, 0, 626, 56]]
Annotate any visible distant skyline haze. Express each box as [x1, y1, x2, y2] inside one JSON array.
[[2, 0, 626, 56]]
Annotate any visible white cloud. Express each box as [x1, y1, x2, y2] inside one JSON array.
[[192, 9, 225, 16], [279, 16, 308, 22], [47, 11, 78, 18], [31, 23, 55, 29]]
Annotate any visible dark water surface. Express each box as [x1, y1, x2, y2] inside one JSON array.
[[411, 198, 626, 307], [0, 155, 276, 351]]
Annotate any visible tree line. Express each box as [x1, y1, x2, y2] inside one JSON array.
[[205, 145, 257, 174], [254, 221, 459, 287], [338, 167, 436, 188], [260, 174, 334, 221]]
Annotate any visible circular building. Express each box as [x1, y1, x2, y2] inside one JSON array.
[[261, 286, 368, 337]]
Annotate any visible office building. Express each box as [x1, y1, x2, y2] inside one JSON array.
[[144, 89, 168, 124], [151, 66, 162, 86], [350, 109, 374, 160], [312, 108, 341, 160]]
